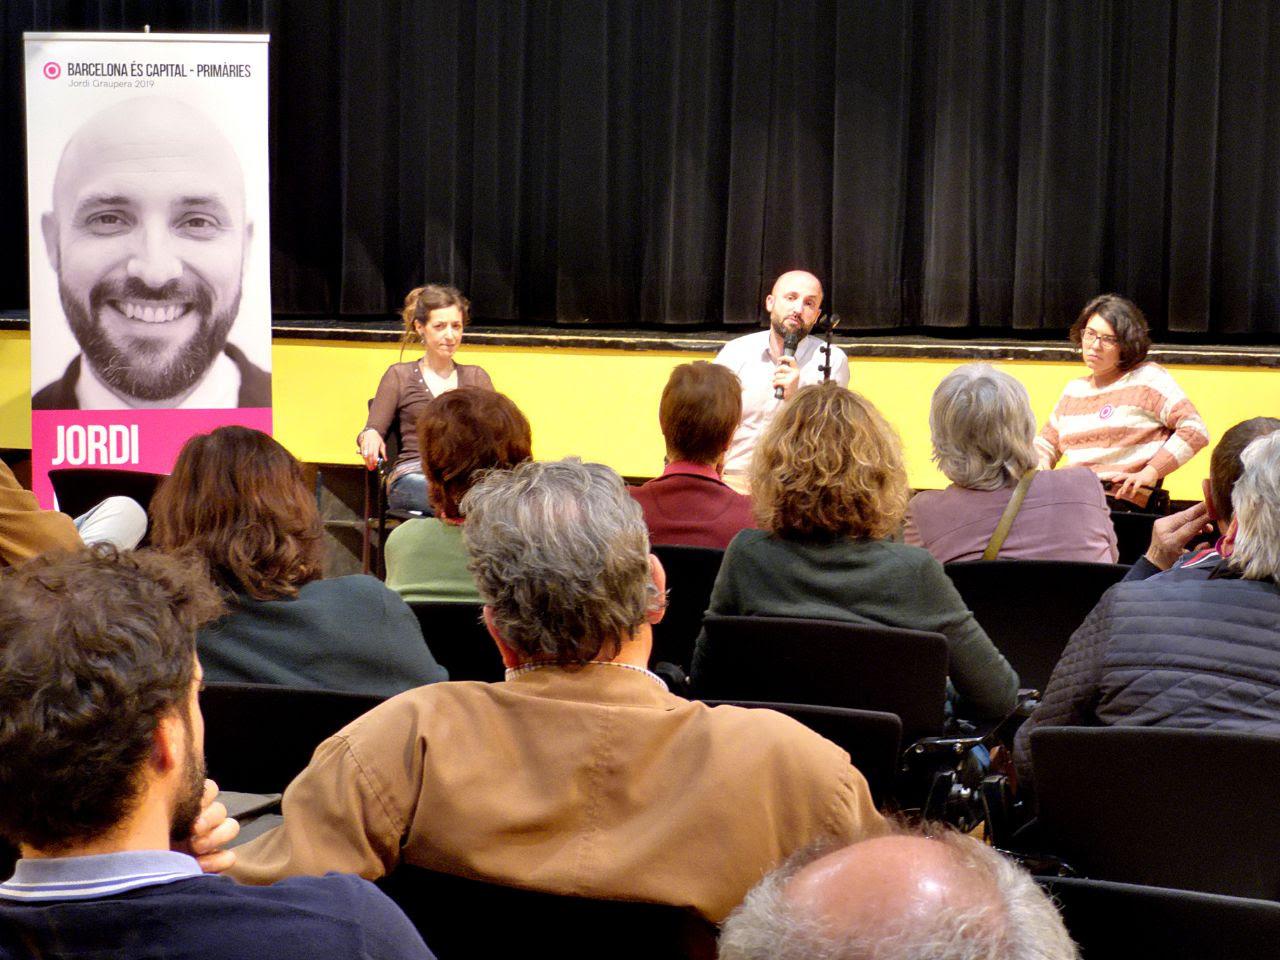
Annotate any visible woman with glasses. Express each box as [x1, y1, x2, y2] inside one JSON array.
[[1034, 294, 1208, 508]]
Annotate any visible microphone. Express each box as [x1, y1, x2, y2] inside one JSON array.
[[775, 329, 801, 399]]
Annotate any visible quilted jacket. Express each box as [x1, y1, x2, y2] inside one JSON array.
[[1013, 566, 1280, 786]]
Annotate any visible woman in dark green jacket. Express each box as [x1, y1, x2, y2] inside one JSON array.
[[691, 382, 1018, 720]]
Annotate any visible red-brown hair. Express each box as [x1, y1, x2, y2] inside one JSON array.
[[419, 388, 534, 519], [149, 426, 325, 600], [659, 362, 742, 465]]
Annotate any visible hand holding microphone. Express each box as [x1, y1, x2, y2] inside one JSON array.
[[773, 329, 802, 399]]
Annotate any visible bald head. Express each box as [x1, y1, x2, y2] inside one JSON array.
[[50, 97, 244, 227], [41, 97, 251, 405], [789, 836, 1001, 942], [766, 270, 824, 344], [720, 830, 1077, 960]]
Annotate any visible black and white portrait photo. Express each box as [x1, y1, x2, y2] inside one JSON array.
[[30, 94, 271, 410]]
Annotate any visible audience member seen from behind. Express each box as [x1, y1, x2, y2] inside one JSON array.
[[385, 388, 532, 602], [719, 824, 1077, 960], [629, 361, 754, 549], [905, 364, 1117, 563], [150, 426, 447, 696], [0, 547, 434, 960], [228, 458, 885, 922], [1013, 430, 1280, 787], [358, 285, 494, 514], [1, 459, 147, 567], [1124, 416, 1280, 581], [691, 382, 1019, 720], [1035, 294, 1208, 508]]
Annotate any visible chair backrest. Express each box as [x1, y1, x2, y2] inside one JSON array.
[[1030, 726, 1280, 899], [649, 544, 724, 672], [1109, 510, 1160, 565], [201, 682, 385, 794], [408, 601, 505, 682], [694, 614, 949, 742], [48, 467, 165, 521], [943, 560, 1129, 691], [1037, 875, 1280, 960], [364, 397, 408, 577], [701, 700, 902, 807], [377, 866, 718, 960]]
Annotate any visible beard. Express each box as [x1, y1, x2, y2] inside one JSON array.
[[169, 722, 208, 846], [61, 274, 239, 402], [770, 312, 809, 344]]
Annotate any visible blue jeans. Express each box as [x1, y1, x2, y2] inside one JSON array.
[[387, 471, 433, 516]]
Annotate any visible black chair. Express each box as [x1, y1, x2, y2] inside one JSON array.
[[201, 682, 385, 794], [377, 866, 717, 960], [361, 402, 420, 578], [1028, 726, 1280, 900], [943, 560, 1129, 692], [1109, 509, 1161, 565], [1037, 876, 1280, 960], [649, 544, 723, 673], [692, 614, 949, 744], [702, 700, 902, 808], [48, 467, 165, 522], [408, 601, 505, 682]]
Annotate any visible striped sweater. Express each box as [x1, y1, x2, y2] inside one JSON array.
[[1035, 361, 1209, 478]]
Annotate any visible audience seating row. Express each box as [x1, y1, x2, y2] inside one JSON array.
[[1017, 726, 1280, 901], [1038, 876, 1280, 960]]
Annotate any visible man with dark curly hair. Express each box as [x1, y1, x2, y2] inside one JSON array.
[[0, 547, 433, 960]]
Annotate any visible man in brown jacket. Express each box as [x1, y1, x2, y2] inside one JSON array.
[[0, 461, 145, 567], [229, 458, 885, 922]]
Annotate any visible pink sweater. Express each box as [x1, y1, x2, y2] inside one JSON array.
[[1034, 361, 1208, 478]]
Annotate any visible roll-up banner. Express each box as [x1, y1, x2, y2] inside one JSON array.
[[24, 32, 272, 509]]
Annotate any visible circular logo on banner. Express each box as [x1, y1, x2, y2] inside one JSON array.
[[1099, 404, 1114, 420], [43, 61, 61, 79]]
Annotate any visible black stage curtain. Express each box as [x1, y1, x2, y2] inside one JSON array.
[[4, 1, 1279, 336]]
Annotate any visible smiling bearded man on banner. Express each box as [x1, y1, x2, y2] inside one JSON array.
[[33, 96, 271, 410]]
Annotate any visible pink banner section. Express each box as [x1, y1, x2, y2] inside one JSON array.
[[31, 408, 273, 510]]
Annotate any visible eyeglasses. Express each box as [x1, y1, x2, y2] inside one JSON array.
[[1081, 330, 1119, 348]]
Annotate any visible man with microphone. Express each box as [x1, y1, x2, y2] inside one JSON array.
[[713, 270, 850, 491]]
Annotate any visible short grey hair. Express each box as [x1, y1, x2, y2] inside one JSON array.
[[460, 458, 654, 663], [719, 828, 1077, 960], [1228, 431, 1280, 583], [930, 365, 1038, 491]]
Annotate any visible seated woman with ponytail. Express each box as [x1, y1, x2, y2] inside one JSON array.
[[358, 284, 495, 514]]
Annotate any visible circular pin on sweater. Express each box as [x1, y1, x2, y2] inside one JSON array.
[[1098, 404, 1114, 420]]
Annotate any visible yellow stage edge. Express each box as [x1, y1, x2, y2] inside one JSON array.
[[2, 328, 1274, 502]]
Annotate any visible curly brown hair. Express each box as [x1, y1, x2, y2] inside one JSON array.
[[750, 383, 910, 541], [0, 546, 224, 852], [149, 426, 325, 600], [1069, 294, 1151, 372], [419, 388, 534, 518], [400, 284, 471, 348]]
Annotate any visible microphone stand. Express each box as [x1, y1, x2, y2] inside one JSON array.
[[818, 313, 841, 382]]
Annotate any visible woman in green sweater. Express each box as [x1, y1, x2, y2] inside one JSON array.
[[691, 382, 1018, 720], [385, 387, 533, 602]]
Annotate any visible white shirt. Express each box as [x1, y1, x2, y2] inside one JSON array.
[[77, 351, 241, 410], [421, 363, 458, 398], [713, 330, 850, 480]]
